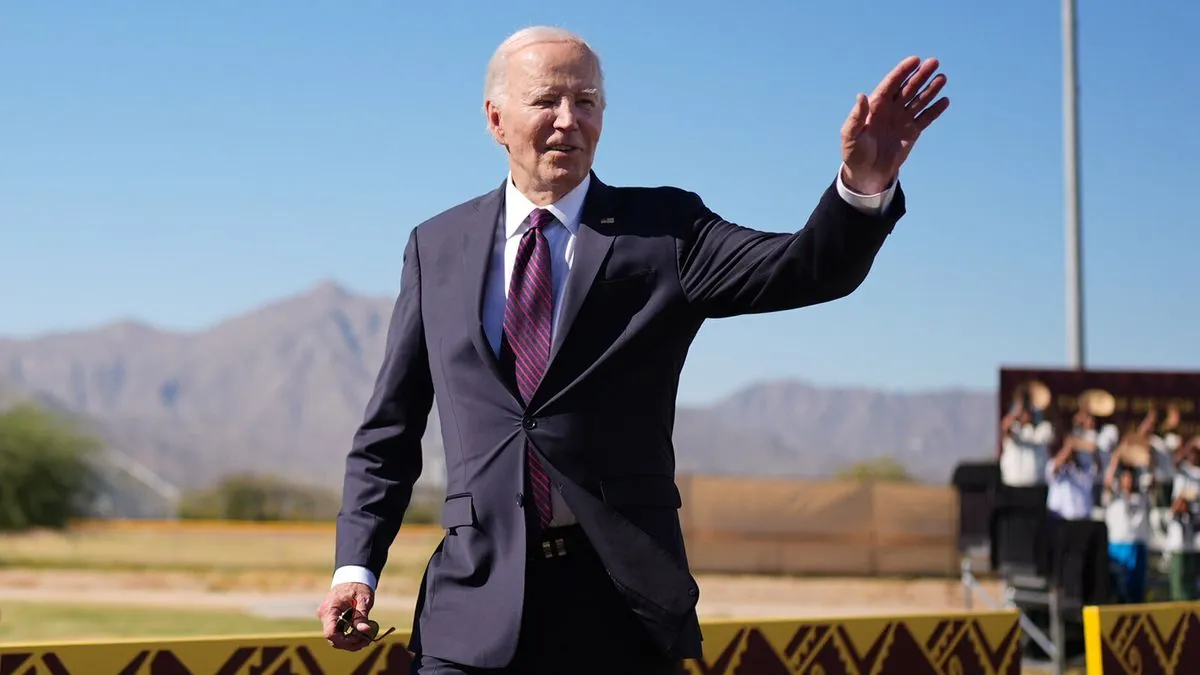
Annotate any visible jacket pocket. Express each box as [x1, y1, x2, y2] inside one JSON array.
[[441, 492, 476, 530]]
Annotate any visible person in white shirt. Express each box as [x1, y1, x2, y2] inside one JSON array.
[[1046, 436, 1098, 521], [1103, 455, 1150, 603], [999, 402, 1054, 487], [1071, 407, 1120, 471], [1145, 407, 1183, 497], [1167, 439, 1200, 601]]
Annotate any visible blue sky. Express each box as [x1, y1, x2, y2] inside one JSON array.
[[3, 1, 1197, 404]]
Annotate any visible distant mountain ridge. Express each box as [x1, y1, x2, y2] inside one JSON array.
[[0, 281, 996, 498]]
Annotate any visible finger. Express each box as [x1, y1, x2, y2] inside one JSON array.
[[321, 614, 351, 649], [329, 631, 368, 651], [905, 73, 947, 115], [321, 608, 369, 651], [914, 97, 950, 130], [320, 606, 347, 640], [840, 93, 869, 139], [869, 56, 921, 104], [898, 58, 941, 104], [353, 592, 374, 632], [354, 592, 374, 614]]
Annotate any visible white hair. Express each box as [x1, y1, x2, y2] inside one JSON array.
[[483, 26, 605, 111]]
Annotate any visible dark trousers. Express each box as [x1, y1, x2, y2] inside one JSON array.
[[1170, 551, 1199, 601], [414, 525, 680, 675]]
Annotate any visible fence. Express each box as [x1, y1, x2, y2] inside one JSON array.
[[677, 474, 959, 576], [0, 610, 1022, 674], [66, 475, 963, 577]]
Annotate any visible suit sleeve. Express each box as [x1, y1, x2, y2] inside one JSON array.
[[675, 178, 905, 318], [335, 227, 434, 580]]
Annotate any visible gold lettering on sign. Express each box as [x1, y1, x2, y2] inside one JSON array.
[[1131, 397, 1156, 413], [1023, 388, 1197, 427], [1176, 422, 1200, 438], [1170, 399, 1196, 413]]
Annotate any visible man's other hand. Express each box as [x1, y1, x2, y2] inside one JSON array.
[[318, 582, 375, 651]]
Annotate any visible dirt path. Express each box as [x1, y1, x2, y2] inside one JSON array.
[[0, 569, 1003, 621]]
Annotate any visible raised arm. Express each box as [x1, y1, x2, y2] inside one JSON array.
[[676, 55, 948, 319], [675, 181, 902, 318]]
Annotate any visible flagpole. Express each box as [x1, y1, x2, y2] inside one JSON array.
[[1063, 0, 1085, 369]]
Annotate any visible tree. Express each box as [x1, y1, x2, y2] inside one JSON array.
[[178, 473, 445, 524], [0, 403, 102, 530], [178, 473, 342, 522], [835, 456, 914, 483]]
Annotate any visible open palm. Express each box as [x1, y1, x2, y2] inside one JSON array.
[[841, 56, 949, 195]]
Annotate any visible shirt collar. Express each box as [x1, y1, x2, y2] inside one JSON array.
[[504, 172, 591, 239]]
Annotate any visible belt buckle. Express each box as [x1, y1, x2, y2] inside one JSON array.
[[541, 536, 568, 559]]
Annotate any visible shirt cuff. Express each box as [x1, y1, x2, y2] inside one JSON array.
[[836, 165, 897, 216], [332, 565, 378, 590]]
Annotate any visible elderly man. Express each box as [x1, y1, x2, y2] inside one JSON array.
[[318, 26, 949, 674]]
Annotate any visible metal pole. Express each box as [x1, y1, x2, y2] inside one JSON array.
[[1063, 0, 1085, 369]]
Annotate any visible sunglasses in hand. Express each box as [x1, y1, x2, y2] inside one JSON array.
[[335, 606, 396, 643]]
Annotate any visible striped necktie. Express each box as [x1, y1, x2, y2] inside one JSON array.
[[501, 207, 557, 530]]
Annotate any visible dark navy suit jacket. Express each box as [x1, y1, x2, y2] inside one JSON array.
[[334, 173, 905, 667]]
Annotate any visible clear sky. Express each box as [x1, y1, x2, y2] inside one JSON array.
[[3, 1, 1197, 404]]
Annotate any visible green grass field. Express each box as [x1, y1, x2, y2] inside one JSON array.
[[0, 602, 319, 643], [0, 600, 418, 644]]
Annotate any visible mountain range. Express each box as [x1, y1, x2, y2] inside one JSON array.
[[0, 281, 997, 502]]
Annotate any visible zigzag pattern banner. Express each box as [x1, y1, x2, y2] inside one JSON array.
[[1084, 601, 1200, 674], [0, 612, 1021, 675]]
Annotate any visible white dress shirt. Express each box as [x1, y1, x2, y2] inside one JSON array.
[[1046, 458, 1097, 520], [1105, 490, 1150, 544], [1000, 421, 1054, 487], [1167, 463, 1200, 553], [332, 168, 897, 590], [1151, 432, 1183, 484]]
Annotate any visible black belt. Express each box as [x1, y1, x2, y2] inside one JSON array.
[[527, 524, 591, 561]]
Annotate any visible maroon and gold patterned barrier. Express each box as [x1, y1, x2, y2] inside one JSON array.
[[0, 611, 1021, 674], [1083, 601, 1200, 674], [684, 613, 1021, 674]]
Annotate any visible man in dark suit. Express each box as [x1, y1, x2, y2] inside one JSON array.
[[318, 25, 949, 674]]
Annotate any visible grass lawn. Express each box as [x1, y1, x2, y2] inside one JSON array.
[[0, 602, 321, 643], [0, 601, 416, 644]]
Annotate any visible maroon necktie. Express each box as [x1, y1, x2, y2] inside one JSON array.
[[502, 208, 556, 530]]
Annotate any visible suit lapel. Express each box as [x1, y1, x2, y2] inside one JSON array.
[[525, 176, 616, 411], [551, 175, 616, 361], [462, 180, 517, 399]]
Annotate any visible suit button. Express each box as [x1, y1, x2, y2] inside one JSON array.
[[522, 417, 537, 430], [516, 492, 525, 506]]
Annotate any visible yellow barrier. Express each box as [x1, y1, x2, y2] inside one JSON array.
[[0, 611, 1021, 674], [1083, 601, 1200, 674]]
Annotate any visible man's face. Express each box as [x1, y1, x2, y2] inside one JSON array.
[[486, 40, 603, 198]]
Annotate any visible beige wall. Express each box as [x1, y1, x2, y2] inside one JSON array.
[[679, 475, 959, 576]]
